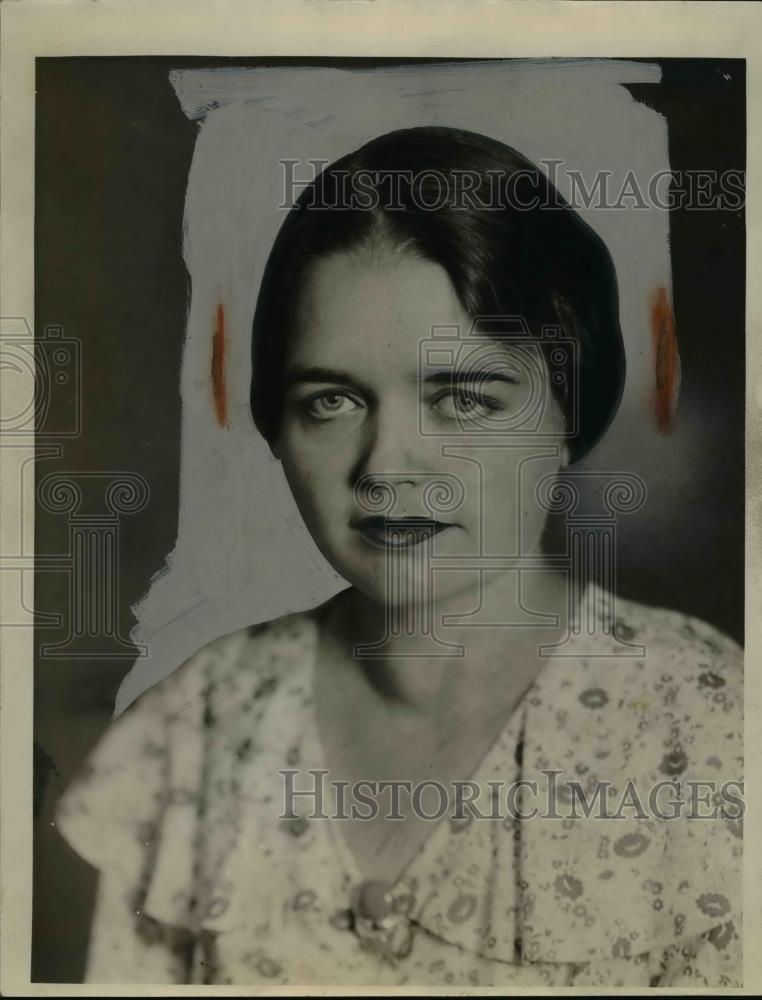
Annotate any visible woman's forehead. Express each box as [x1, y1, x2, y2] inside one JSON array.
[[289, 251, 465, 354], [287, 251, 546, 379]]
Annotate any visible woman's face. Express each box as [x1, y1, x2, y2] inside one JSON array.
[[274, 248, 569, 609]]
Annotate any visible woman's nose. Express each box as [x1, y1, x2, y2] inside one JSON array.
[[351, 405, 422, 498]]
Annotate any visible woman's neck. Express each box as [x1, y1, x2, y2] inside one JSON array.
[[326, 566, 572, 715]]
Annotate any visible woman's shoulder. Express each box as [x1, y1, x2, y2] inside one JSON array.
[[560, 585, 743, 766], [54, 603, 324, 876], [572, 585, 743, 776], [612, 584, 740, 646], [137, 603, 324, 717], [579, 581, 740, 671], [606, 587, 743, 687], [61, 603, 324, 796]]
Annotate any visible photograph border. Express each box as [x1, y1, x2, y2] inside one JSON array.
[[1, 1, 760, 994]]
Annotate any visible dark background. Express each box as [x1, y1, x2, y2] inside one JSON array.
[[33, 57, 745, 981]]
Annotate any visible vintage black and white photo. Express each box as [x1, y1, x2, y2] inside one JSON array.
[[1, 5, 755, 992]]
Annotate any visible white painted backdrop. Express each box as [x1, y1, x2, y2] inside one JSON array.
[[115, 60, 673, 714]]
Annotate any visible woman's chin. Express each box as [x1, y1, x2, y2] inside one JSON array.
[[341, 563, 487, 615]]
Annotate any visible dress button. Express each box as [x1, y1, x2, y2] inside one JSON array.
[[329, 908, 354, 931], [353, 880, 394, 927]]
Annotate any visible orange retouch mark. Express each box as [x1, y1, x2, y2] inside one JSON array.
[[650, 286, 680, 434], [212, 302, 229, 428]]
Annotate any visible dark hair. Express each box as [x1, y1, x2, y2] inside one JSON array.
[[250, 126, 625, 463]]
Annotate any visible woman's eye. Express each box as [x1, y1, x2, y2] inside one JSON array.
[[304, 392, 361, 421], [431, 389, 503, 421]]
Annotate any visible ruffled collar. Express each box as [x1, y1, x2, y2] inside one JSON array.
[[156, 581, 741, 967]]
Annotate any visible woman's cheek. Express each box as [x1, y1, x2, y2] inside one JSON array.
[[519, 455, 560, 546], [287, 446, 346, 516]]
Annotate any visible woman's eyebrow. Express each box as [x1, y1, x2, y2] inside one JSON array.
[[284, 365, 519, 388], [285, 365, 361, 387], [422, 369, 519, 386]]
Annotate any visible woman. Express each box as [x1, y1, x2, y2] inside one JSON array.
[[55, 127, 743, 987]]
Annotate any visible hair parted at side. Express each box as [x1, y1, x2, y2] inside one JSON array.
[[250, 125, 625, 463]]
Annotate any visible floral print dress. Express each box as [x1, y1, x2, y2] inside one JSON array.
[[55, 581, 743, 987]]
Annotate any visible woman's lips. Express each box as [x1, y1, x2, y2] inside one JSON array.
[[353, 516, 453, 550]]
